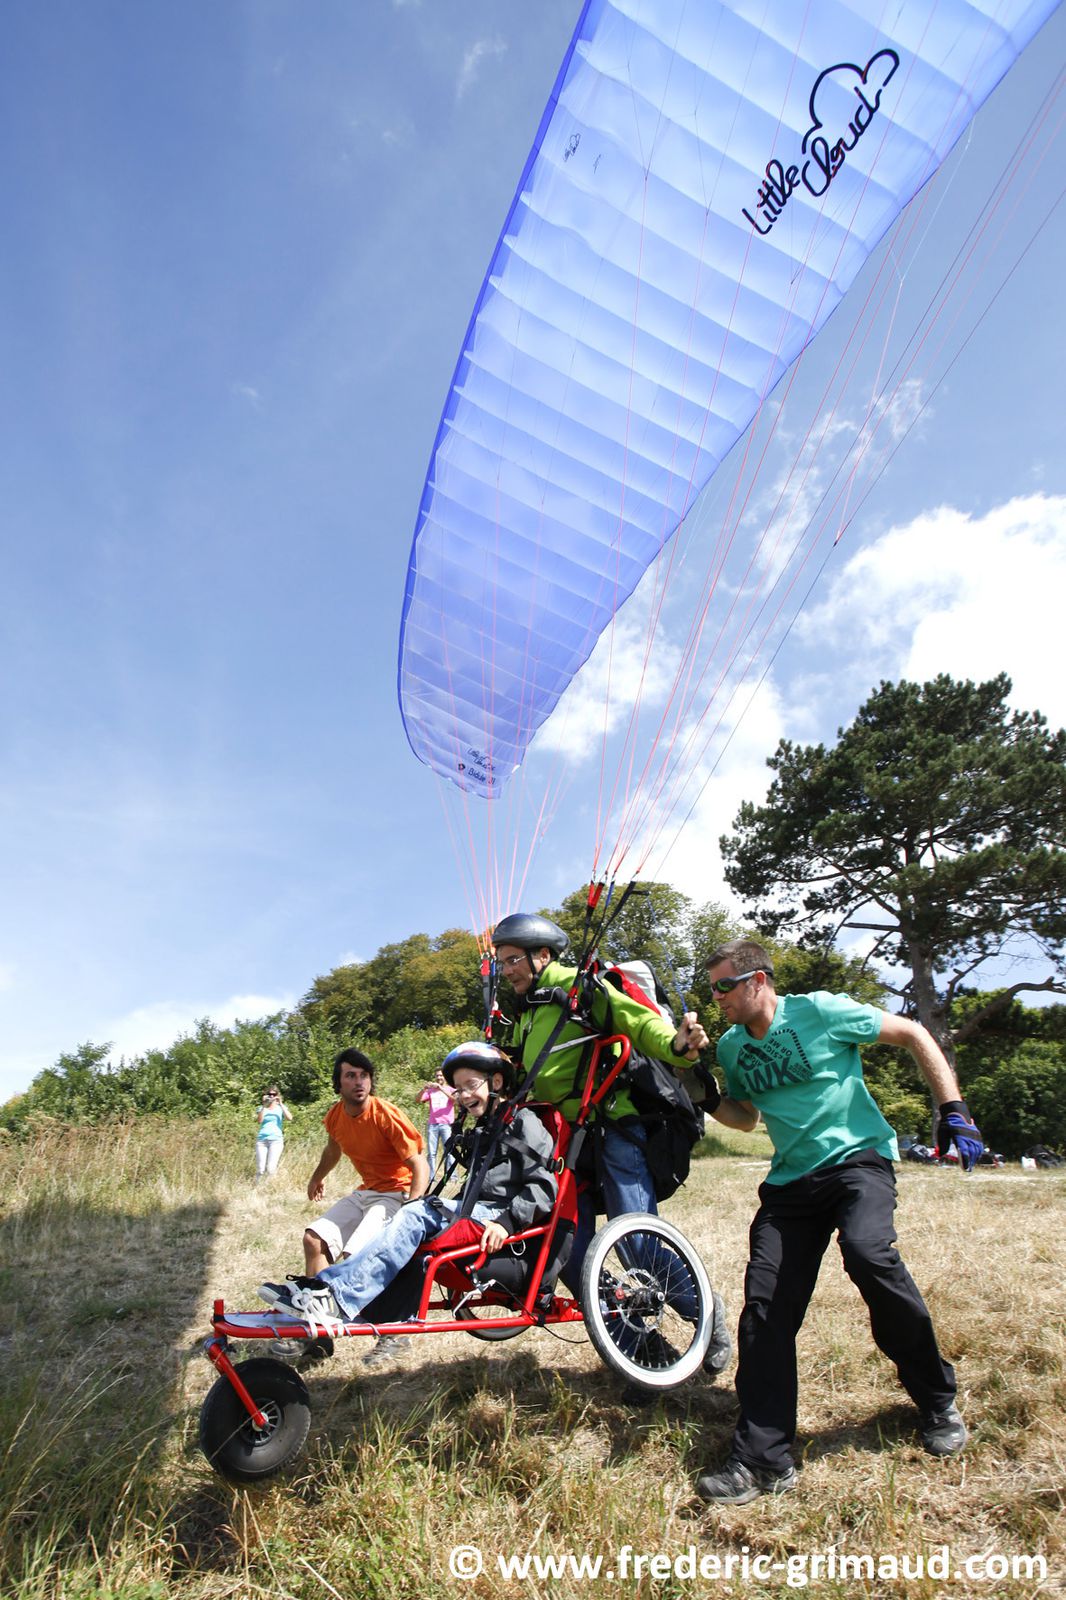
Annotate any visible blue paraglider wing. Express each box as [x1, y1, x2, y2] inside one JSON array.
[[399, 0, 1056, 795]]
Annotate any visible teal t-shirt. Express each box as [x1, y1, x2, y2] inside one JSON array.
[[717, 991, 898, 1185]]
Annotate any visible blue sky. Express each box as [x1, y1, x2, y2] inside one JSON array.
[[2, 1, 1063, 1102]]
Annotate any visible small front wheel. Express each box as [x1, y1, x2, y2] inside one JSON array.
[[199, 1358, 311, 1483], [580, 1213, 713, 1391]]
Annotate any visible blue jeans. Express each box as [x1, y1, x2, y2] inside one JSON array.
[[318, 1196, 501, 1321], [426, 1123, 450, 1174], [567, 1120, 697, 1322]]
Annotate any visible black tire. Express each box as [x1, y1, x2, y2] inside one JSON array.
[[448, 1291, 530, 1342], [199, 1358, 311, 1483], [580, 1212, 712, 1391]]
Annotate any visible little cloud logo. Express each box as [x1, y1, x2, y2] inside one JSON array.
[[743, 48, 900, 236], [462, 748, 498, 787]]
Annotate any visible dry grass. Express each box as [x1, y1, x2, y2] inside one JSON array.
[[0, 1119, 1063, 1599]]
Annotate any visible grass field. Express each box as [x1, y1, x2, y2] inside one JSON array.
[[1, 1118, 1063, 1599]]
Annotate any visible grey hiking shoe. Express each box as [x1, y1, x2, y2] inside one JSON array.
[[696, 1457, 798, 1505], [703, 1289, 732, 1379], [920, 1403, 968, 1457], [265, 1338, 306, 1361], [362, 1334, 402, 1368], [265, 1334, 334, 1367], [258, 1280, 299, 1311]]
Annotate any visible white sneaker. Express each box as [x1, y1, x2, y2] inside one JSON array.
[[288, 1282, 347, 1335]]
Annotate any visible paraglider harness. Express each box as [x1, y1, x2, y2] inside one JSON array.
[[362, 1086, 574, 1322], [513, 961, 706, 1203], [486, 881, 714, 1204]]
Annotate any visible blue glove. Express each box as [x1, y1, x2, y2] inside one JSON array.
[[937, 1100, 985, 1172]]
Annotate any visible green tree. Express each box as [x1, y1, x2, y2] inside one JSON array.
[[0, 1010, 341, 1132], [684, 900, 742, 999], [721, 675, 1066, 1065], [966, 1043, 1066, 1157], [397, 928, 484, 1035], [374, 1023, 474, 1119], [551, 881, 694, 997], [949, 994, 1066, 1156], [14, 1041, 117, 1124], [299, 929, 484, 1043], [950, 993, 1066, 1073], [298, 962, 376, 1040]]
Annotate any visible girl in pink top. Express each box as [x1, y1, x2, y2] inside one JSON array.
[[418, 1067, 456, 1173]]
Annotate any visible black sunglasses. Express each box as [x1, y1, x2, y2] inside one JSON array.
[[708, 969, 770, 996]]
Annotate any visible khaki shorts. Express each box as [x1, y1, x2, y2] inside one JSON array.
[[308, 1189, 406, 1262]]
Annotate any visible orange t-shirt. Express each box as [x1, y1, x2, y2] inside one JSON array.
[[323, 1097, 423, 1193]]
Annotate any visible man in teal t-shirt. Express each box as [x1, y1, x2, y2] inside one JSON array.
[[718, 989, 896, 1185], [695, 939, 984, 1507]]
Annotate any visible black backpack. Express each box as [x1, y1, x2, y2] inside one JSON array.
[[593, 963, 705, 1203]]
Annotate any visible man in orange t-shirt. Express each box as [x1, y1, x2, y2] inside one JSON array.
[[302, 1049, 429, 1280]]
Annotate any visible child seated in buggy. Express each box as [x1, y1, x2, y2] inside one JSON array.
[[257, 1041, 558, 1328]]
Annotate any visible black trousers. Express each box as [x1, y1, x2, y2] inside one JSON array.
[[732, 1150, 956, 1473]]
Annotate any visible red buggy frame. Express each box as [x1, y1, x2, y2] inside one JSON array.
[[200, 1036, 715, 1482]]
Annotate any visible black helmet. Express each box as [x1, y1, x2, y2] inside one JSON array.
[[440, 1041, 515, 1092], [492, 913, 569, 957]]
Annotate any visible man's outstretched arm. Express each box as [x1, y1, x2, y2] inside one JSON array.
[[877, 1012, 984, 1168], [876, 1013, 961, 1101]]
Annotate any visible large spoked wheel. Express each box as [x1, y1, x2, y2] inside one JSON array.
[[199, 1358, 311, 1483], [580, 1212, 713, 1391], [447, 1288, 530, 1342]]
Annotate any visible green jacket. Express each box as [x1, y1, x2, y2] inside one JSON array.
[[506, 959, 681, 1122]]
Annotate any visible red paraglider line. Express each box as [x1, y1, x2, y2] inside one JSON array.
[[605, 1, 1003, 874], [641, 114, 1064, 879], [601, 0, 818, 876], [655, 166, 1065, 879]]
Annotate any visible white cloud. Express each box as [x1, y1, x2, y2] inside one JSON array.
[[345, 108, 413, 150], [633, 492, 1065, 917], [102, 992, 295, 1066], [521, 535, 793, 895], [534, 603, 683, 762], [457, 36, 507, 100], [646, 675, 787, 907], [730, 377, 930, 600], [744, 410, 854, 542], [505, 493, 1064, 915], [799, 492, 1066, 727], [876, 377, 926, 445]]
